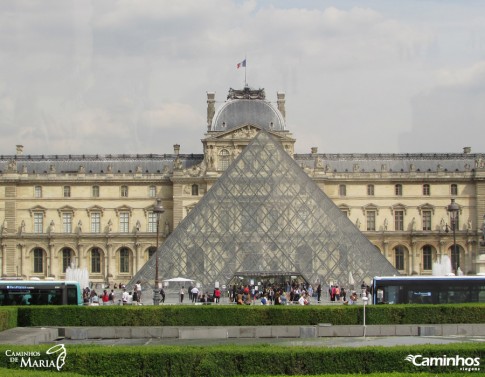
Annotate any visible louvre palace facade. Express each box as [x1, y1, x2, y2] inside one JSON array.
[[1, 86, 485, 288]]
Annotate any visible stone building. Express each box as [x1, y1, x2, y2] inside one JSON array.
[[1, 86, 485, 286]]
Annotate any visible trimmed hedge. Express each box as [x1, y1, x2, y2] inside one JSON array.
[[0, 307, 18, 331], [0, 343, 483, 376], [12, 303, 485, 327], [0, 370, 476, 377]]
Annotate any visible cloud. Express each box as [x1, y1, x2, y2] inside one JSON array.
[[400, 61, 485, 153], [0, 1, 483, 156]]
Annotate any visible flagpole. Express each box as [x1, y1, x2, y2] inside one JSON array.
[[244, 55, 247, 87]]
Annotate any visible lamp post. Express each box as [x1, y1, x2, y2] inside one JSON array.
[[447, 198, 460, 275], [152, 198, 165, 305], [362, 296, 368, 338]]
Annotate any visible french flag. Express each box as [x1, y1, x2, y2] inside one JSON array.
[[237, 59, 246, 69]]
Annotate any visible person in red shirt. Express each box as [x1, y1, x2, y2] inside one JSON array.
[[101, 290, 110, 305]]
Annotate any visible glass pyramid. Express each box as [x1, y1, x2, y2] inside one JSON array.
[[129, 131, 398, 290]]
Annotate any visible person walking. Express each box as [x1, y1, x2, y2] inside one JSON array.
[[179, 286, 185, 303]]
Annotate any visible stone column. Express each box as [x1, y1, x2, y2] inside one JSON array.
[[411, 240, 419, 274], [0, 242, 6, 277], [18, 243, 26, 278], [48, 242, 55, 277], [77, 243, 85, 269], [134, 242, 141, 274], [106, 243, 113, 282]]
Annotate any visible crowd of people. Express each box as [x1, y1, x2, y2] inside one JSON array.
[[82, 280, 372, 306]]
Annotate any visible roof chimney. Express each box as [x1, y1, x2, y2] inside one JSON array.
[[16, 145, 23, 155], [463, 147, 471, 154]]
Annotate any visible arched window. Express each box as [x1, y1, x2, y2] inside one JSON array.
[[147, 247, 157, 261], [119, 248, 131, 273], [394, 246, 405, 270], [62, 248, 73, 272], [422, 245, 433, 270], [218, 149, 230, 171], [33, 248, 44, 274], [91, 248, 101, 274]]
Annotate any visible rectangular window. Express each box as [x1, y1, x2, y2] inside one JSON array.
[[367, 184, 374, 196], [33, 249, 43, 273], [62, 213, 72, 233], [63, 186, 71, 198], [121, 186, 128, 197], [119, 212, 129, 233], [422, 210, 432, 231], [92, 186, 100, 198], [91, 213, 101, 233], [33, 213, 43, 233], [395, 184, 402, 196], [394, 210, 404, 231], [148, 212, 157, 232], [366, 211, 376, 231], [451, 184, 458, 196], [149, 186, 156, 198], [423, 184, 430, 196], [339, 184, 346, 197], [120, 249, 130, 273], [34, 186, 42, 198]]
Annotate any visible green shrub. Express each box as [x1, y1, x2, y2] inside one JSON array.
[[14, 303, 485, 327], [0, 343, 482, 376], [0, 307, 18, 331]]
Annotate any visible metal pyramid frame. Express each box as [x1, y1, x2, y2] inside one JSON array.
[[129, 130, 398, 290]]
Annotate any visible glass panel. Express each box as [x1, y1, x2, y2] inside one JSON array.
[[394, 210, 404, 231], [423, 210, 432, 231], [34, 213, 43, 234], [63, 213, 72, 233], [91, 213, 101, 233], [366, 211, 376, 231], [119, 213, 129, 233], [148, 212, 157, 232], [128, 131, 397, 289]]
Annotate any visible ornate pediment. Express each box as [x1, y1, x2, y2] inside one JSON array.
[[115, 205, 133, 216], [57, 205, 76, 216], [29, 205, 47, 216], [86, 205, 105, 216]]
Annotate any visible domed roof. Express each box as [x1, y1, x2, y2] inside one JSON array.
[[211, 99, 286, 132]]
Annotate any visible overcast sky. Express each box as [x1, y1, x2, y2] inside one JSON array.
[[1, 0, 485, 156]]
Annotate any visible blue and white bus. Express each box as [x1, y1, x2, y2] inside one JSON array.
[[372, 275, 485, 304], [0, 280, 83, 306]]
